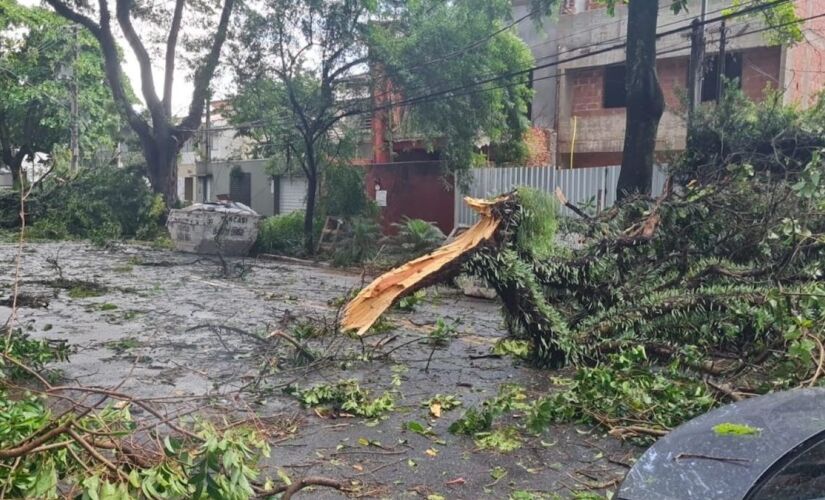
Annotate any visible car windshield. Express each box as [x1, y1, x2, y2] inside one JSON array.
[[748, 433, 825, 500]]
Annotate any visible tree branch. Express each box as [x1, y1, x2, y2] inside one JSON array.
[[176, 0, 236, 137], [45, 0, 151, 140], [115, 0, 163, 118], [42, 0, 101, 37], [163, 0, 186, 116]]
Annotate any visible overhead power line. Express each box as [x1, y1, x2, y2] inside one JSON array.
[[189, 0, 808, 134]]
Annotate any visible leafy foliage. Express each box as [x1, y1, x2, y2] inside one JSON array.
[[1, 328, 69, 379], [0, 327, 273, 499], [286, 379, 395, 419], [449, 384, 529, 436], [27, 166, 165, 243], [320, 164, 375, 220], [527, 347, 715, 443], [450, 90, 825, 439], [392, 217, 446, 255], [330, 217, 382, 267], [0, 0, 124, 180], [396, 290, 427, 312], [368, 0, 537, 171], [255, 211, 310, 257]]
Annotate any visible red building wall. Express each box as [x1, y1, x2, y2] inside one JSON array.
[[364, 163, 455, 235], [785, 0, 825, 108]]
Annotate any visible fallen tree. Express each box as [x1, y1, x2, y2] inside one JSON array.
[[343, 90, 825, 438]]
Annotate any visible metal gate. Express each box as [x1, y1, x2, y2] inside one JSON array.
[[455, 165, 666, 226]]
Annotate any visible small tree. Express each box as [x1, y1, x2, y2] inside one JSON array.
[[44, 0, 235, 207], [369, 0, 541, 172], [231, 0, 373, 253], [0, 0, 121, 184]]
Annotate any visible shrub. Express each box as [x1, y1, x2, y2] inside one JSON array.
[[330, 216, 381, 266], [392, 217, 445, 255], [319, 164, 376, 219], [255, 211, 306, 256], [27, 166, 164, 243]]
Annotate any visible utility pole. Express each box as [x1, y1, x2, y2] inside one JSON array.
[[204, 94, 211, 168], [201, 93, 211, 203], [687, 1, 708, 118], [69, 24, 79, 173], [716, 20, 727, 102]]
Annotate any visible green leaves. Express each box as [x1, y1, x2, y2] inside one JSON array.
[[1, 331, 270, 500], [368, 0, 536, 172], [0, 0, 122, 172], [286, 379, 396, 418]]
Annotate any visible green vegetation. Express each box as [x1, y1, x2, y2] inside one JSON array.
[[475, 427, 522, 452], [713, 423, 761, 436], [492, 339, 532, 360], [329, 217, 381, 267], [513, 188, 558, 260], [396, 290, 427, 312], [369, 0, 538, 171], [105, 337, 141, 352], [0, 326, 275, 499], [449, 90, 825, 442], [392, 218, 446, 256], [67, 283, 107, 299], [449, 385, 529, 437], [0, 0, 124, 185], [27, 166, 165, 244], [285, 380, 395, 419], [526, 347, 715, 443], [255, 211, 308, 257]]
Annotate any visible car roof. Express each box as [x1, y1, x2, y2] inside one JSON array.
[[618, 388, 825, 500]]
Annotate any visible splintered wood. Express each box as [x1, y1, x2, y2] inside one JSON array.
[[341, 195, 507, 336]]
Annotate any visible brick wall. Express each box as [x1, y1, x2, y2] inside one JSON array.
[[569, 47, 782, 118], [784, 0, 825, 108], [559, 46, 785, 166], [569, 58, 689, 117], [741, 46, 782, 100]]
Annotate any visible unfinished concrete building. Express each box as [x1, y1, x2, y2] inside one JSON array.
[[514, 0, 825, 168]]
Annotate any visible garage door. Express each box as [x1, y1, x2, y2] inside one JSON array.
[[279, 176, 308, 214]]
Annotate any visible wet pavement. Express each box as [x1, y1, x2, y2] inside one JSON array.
[[0, 241, 640, 499]]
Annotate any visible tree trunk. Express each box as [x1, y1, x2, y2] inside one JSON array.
[[304, 169, 317, 255], [616, 0, 665, 201], [142, 134, 180, 208], [5, 149, 28, 189]]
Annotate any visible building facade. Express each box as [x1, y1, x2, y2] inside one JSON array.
[[515, 0, 825, 168], [176, 101, 308, 217]]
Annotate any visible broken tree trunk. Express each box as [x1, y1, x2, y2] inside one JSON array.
[[341, 195, 511, 335]]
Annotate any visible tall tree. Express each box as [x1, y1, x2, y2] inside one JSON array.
[[614, 0, 666, 199], [231, 0, 374, 253], [232, 0, 554, 252], [43, 0, 235, 206], [369, 0, 540, 171], [0, 0, 122, 184], [610, 0, 801, 199]]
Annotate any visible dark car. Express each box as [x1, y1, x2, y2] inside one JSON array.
[[618, 388, 825, 500]]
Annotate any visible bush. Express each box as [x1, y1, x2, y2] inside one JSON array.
[[255, 211, 306, 256], [330, 216, 381, 267], [319, 164, 375, 219], [26, 166, 164, 243], [391, 217, 445, 255]]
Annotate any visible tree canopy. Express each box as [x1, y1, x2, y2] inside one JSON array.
[[0, 0, 122, 182], [44, 0, 235, 206], [369, 0, 537, 169]]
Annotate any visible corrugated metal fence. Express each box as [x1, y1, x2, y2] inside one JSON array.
[[455, 164, 666, 226]]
